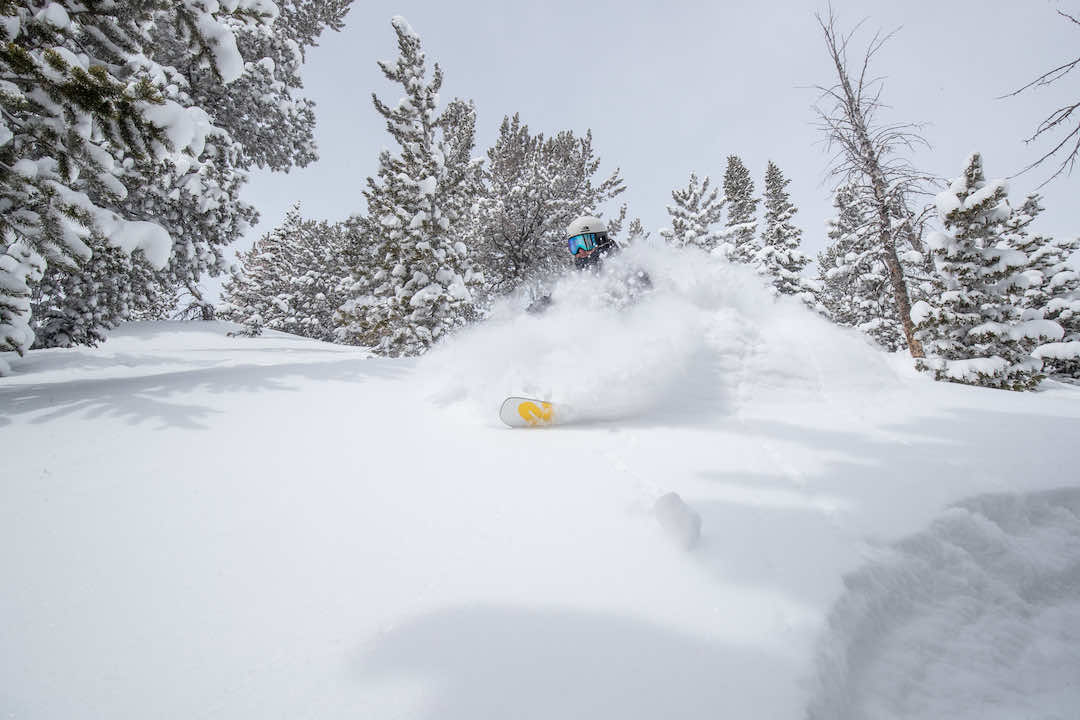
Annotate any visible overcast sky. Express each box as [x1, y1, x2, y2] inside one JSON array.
[[234, 0, 1078, 276]]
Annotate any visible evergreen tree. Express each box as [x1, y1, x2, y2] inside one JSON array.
[[817, 184, 863, 326], [817, 185, 918, 351], [469, 114, 625, 298], [1, 0, 183, 357], [1002, 195, 1080, 378], [127, 0, 352, 323], [1002, 194, 1053, 312], [0, 0, 351, 362], [182, 0, 353, 174], [851, 260, 907, 351], [719, 155, 760, 264], [439, 98, 485, 232], [0, 237, 43, 374], [220, 206, 349, 342], [626, 218, 651, 246], [1033, 234, 1080, 378], [469, 114, 540, 297], [336, 17, 482, 357], [31, 247, 176, 347], [605, 204, 629, 241], [913, 154, 1061, 390], [659, 173, 724, 251], [757, 161, 816, 306]]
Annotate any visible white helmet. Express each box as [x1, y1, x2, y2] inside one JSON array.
[[566, 215, 607, 237], [566, 214, 619, 267]]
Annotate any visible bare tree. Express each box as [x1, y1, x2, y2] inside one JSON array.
[[813, 7, 930, 358], [1004, 10, 1080, 184]]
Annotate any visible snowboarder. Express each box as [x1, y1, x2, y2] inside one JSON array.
[[527, 215, 650, 313], [565, 215, 620, 271]]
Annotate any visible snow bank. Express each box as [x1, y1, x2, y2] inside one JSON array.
[[808, 487, 1080, 720]]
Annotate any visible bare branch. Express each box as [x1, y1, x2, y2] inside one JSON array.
[[1003, 9, 1080, 182], [1017, 121, 1080, 187], [1000, 57, 1080, 98]]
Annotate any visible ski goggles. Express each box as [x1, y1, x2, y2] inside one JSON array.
[[567, 233, 598, 255]]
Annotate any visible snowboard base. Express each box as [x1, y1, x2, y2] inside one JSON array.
[[499, 397, 558, 428]]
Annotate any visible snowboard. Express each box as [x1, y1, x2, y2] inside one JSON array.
[[499, 396, 559, 428]]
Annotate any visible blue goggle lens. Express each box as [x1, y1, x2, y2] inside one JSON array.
[[567, 233, 598, 255]]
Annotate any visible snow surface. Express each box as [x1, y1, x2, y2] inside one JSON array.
[[808, 487, 1080, 720], [2, 248, 1079, 719]]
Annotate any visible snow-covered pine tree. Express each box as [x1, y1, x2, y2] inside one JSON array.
[[817, 184, 862, 325], [0, 0, 351, 362], [31, 247, 177, 347], [1001, 194, 1080, 378], [469, 113, 625, 298], [468, 114, 539, 297], [719, 155, 760, 264], [439, 97, 485, 235], [128, 278, 179, 322], [757, 161, 817, 308], [659, 173, 724, 251], [816, 184, 908, 349], [1032, 233, 1080, 378], [1002, 194, 1053, 312], [0, 237, 43, 374], [605, 204, 628, 241], [126, 0, 353, 324], [220, 206, 349, 342], [184, 0, 352, 174], [913, 154, 1062, 390], [626, 218, 651, 246], [0, 0, 182, 357], [336, 17, 482, 357], [537, 128, 625, 256]]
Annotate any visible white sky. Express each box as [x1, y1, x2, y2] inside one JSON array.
[[236, 0, 1079, 273]]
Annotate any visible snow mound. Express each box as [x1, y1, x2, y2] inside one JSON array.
[[420, 244, 900, 424], [808, 487, 1080, 720]]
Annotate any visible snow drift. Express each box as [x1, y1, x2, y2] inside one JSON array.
[[809, 487, 1080, 720]]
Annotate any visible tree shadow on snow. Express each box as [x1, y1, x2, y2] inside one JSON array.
[[0, 358, 406, 430], [349, 604, 799, 720]]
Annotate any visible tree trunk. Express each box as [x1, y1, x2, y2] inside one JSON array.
[[856, 115, 924, 358], [878, 216, 924, 357], [866, 164, 924, 358]]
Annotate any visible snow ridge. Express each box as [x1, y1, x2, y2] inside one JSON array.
[[808, 487, 1080, 720]]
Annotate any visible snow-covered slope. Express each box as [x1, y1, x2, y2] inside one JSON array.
[[2, 249, 1078, 719]]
